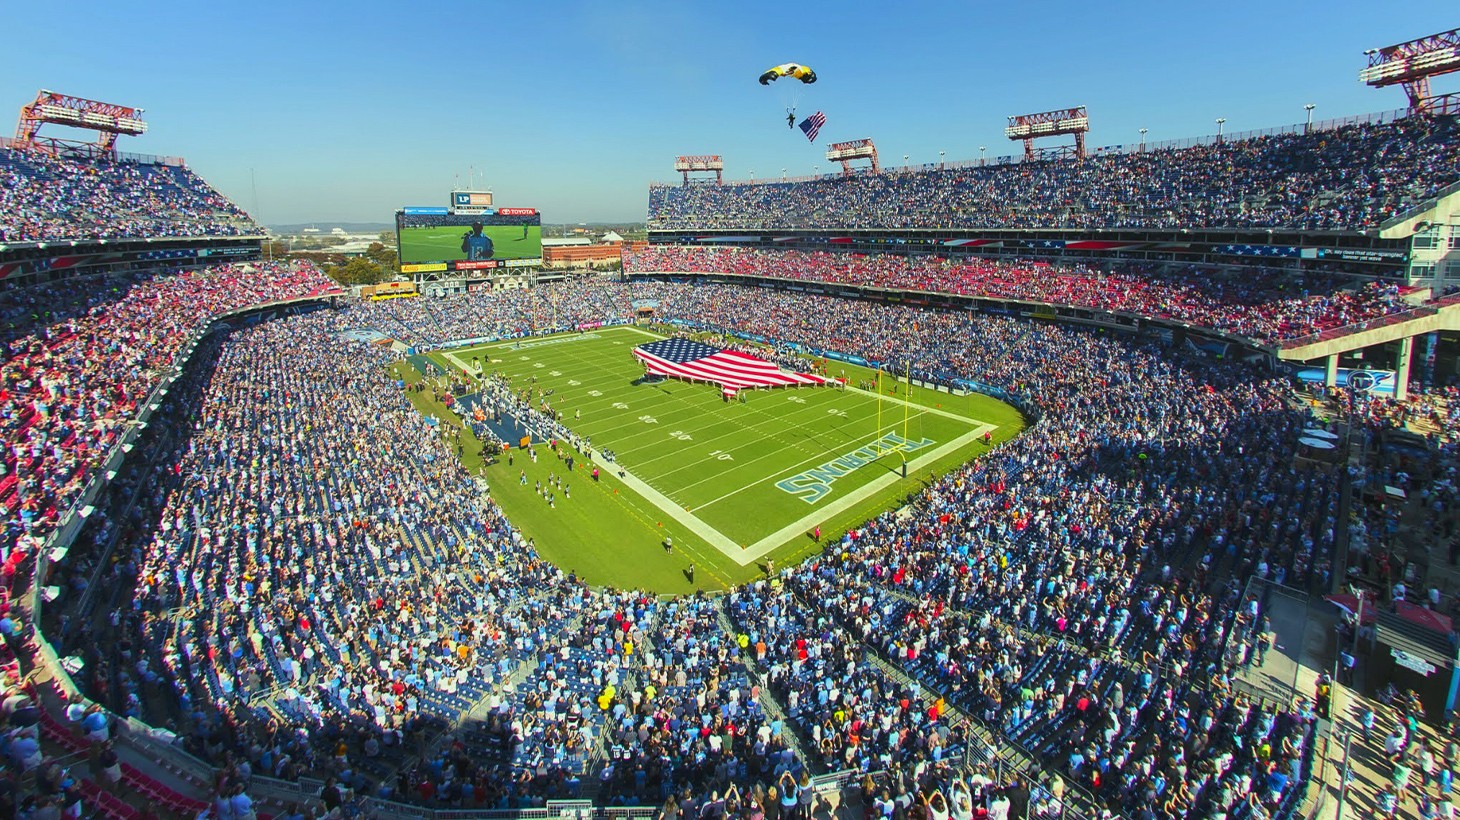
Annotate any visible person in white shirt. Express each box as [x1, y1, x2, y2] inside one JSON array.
[[987, 790, 1011, 820]]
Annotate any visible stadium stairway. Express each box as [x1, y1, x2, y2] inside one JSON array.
[[709, 597, 812, 769], [414, 610, 587, 766], [784, 587, 1105, 819]]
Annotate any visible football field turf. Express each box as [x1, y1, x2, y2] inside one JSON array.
[[398, 225, 543, 263], [420, 325, 1025, 592]]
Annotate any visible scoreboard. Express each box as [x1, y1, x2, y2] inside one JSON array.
[[451, 190, 494, 214]]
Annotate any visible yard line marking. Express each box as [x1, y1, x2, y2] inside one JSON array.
[[443, 331, 1006, 566], [678, 411, 947, 508], [736, 424, 995, 563]]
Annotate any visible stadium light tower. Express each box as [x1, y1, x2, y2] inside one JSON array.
[[1304, 104, 1316, 132], [939, 150, 945, 168], [1360, 27, 1460, 114], [979, 146, 986, 165], [1215, 117, 1227, 142], [826, 139, 881, 176], [1005, 106, 1089, 160], [13, 89, 148, 158], [674, 155, 723, 187], [1139, 127, 1148, 152]]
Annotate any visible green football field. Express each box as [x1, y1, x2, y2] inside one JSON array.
[[406, 325, 1025, 592], [398, 225, 543, 263]]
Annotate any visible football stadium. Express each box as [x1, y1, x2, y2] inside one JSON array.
[[1, 13, 1460, 820]]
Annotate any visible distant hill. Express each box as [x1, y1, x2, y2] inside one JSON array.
[[270, 222, 393, 234]]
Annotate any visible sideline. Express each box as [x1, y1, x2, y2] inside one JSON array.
[[439, 330, 999, 567]]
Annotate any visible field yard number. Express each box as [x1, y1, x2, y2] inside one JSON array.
[[567, 380, 581, 386], [587, 390, 603, 397], [519, 356, 530, 361], [533, 363, 545, 369], [787, 396, 806, 404], [709, 449, 734, 461], [612, 402, 629, 410], [639, 415, 659, 424], [549, 370, 562, 377], [669, 430, 692, 441], [827, 408, 848, 418]]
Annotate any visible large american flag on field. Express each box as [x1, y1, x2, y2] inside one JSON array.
[[798, 111, 826, 143], [633, 339, 834, 390]]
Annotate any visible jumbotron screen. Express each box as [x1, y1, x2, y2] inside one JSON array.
[[396, 209, 542, 267]]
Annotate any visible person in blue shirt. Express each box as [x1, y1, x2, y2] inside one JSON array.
[[461, 222, 494, 261], [81, 708, 109, 742]]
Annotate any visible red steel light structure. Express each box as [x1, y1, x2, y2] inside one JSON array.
[[13, 90, 148, 158], [1360, 28, 1460, 115], [825, 139, 881, 176], [674, 155, 724, 186], [1005, 106, 1089, 161]]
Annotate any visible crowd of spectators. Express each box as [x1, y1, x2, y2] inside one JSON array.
[[648, 116, 1460, 232], [24, 276, 1347, 819], [346, 279, 637, 349], [396, 213, 539, 230], [4, 102, 1454, 820], [625, 246, 1416, 345], [0, 261, 337, 564], [0, 148, 258, 243]]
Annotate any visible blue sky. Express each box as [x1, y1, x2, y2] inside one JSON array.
[[2, 1, 1454, 225]]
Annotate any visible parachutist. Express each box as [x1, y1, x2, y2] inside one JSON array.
[[787, 112, 796, 128]]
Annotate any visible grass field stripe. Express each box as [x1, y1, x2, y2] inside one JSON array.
[[666, 387, 949, 487], [582, 449, 741, 557], [575, 380, 848, 456], [618, 389, 855, 466], [675, 414, 936, 509], [652, 393, 937, 491], [846, 384, 988, 424], [737, 423, 997, 563], [442, 328, 1017, 561], [575, 456, 734, 587]]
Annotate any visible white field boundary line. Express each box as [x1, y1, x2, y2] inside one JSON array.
[[737, 423, 995, 563], [582, 420, 995, 567], [686, 407, 953, 513], [475, 324, 666, 349], [583, 449, 744, 557], [614, 388, 855, 466], [664, 384, 991, 506], [441, 331, 1002, 566]]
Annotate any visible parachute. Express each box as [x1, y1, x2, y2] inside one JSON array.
[[761, 63, 817, 128], [759, 63, 816, 85]]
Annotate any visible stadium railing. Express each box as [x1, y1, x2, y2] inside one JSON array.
[[1379, 177, 1460, 232], [1277, 302, 1443, 350], [18, 290, 866, 820], [24, 290, 343, 770], [648, 107, 1416, 187], [0, 135, 185, 166]]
